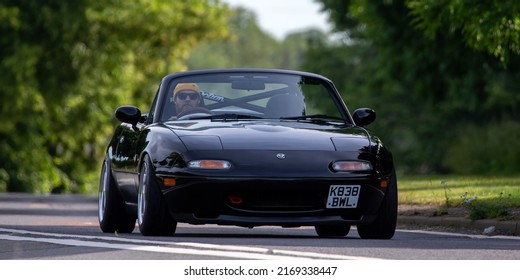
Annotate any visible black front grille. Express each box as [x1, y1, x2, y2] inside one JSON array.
[[227, 190, 325, 211]]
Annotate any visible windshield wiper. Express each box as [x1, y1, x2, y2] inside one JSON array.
[[210, 113, 264, 121], [279, 114, 349, 124]]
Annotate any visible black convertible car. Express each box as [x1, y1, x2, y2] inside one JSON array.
[[98, 68, 397, 239]]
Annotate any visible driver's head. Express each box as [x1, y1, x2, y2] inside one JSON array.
[[173, 83, 201, 115]]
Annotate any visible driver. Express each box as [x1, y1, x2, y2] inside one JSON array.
[[172, 83, 202, 117]]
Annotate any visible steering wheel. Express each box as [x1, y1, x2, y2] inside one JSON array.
[[177, 107, 213, 120]]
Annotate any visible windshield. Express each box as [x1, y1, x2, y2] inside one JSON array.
[[159, 72, 348, 123]]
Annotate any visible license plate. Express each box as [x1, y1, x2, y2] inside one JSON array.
[[326, 185, 360, 208]]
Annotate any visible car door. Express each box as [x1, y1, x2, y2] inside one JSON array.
[[112, 87, 160, 202]]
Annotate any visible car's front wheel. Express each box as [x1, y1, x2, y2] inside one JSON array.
[[357, 169, 398, 239], [137, 154, 177, 236], [315, 224, 351, 237], [98, 158, 136, 233]]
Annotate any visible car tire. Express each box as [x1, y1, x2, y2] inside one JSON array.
[[315, 224, 351, 237], [357, 168, 398, 239], [138, 154, 177, 236], [98, 158, 136, 233]]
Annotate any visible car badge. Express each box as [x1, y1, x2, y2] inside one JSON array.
[[276, 153, 286, 159]]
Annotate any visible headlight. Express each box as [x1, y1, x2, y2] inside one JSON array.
[[331, 161, 372, 172], [188, 160, 231, 170]]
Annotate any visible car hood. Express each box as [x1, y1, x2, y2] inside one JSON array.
[[165, 121, 371, 152]]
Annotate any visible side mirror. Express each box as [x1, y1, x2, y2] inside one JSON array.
[[115, 106, 142, 125], [353, 108, 376, 127]]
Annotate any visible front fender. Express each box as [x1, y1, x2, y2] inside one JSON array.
[[137, 124, 188, 175]]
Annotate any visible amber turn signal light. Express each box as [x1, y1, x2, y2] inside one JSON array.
[[162, 177, 176, 187]]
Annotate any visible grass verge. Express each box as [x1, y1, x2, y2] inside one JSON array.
[[398, 175, 520, 220]]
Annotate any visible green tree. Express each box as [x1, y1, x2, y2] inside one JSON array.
[[186, 6, 325, 71], [311, 0, 520, 174], [0, 0, 231, 193], [187, 7, 279, 69], [407, 0, 520, 64]]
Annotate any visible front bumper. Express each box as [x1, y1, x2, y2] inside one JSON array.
[[159, 176, 386, 227]]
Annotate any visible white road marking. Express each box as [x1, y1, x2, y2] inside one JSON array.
[[0, 227, 379, 260], [0, 234, 299, 259]]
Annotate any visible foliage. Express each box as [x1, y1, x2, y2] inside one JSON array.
[[0, 0, 231, 193], [312, 0, 520, 175], [186, 7, 324, 71], [443, 120, 520, 175], [187, 7, 278, 69], [407, 0, 520, 64], [461, 192, 513, 221]]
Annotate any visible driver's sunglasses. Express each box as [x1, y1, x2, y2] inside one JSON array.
[[177, 91, 200, 101]]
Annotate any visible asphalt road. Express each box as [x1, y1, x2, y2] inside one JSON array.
[[1, 193, 519, 261]]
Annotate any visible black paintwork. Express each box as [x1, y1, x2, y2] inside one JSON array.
[[105, 68, 394, 228]]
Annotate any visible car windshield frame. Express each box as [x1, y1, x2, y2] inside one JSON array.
[[155, 70, 353, 124]]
